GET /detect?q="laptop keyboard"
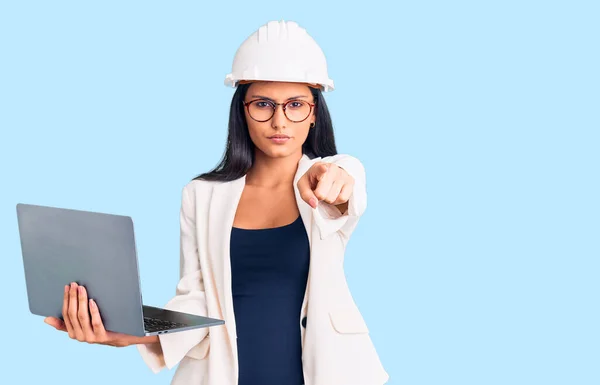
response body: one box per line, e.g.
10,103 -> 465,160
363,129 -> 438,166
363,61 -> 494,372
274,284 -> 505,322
144,317 -> 188,333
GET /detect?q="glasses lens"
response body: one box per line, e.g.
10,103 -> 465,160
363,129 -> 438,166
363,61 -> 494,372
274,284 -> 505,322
247,100 -> 312,122
248,100 -> 274,121
285,100 -> 311,122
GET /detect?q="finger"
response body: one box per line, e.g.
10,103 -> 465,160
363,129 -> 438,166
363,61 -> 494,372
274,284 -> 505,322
62,284 -> 74,338
77,286 -> 95,342
313,169 -> 335,202
312,162 -> 330,181
333,182 -> 353,205
297,175 -> 318,208
89,299 -> 107,341
68,283 -> 84,341
325,180 -> 345,204
44,316 -> 67,332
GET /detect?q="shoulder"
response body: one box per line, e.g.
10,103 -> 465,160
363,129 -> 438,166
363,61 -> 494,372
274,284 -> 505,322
309,153 -> 364,167
319,153 -> 361,162
180,176 -> 244,204
182,178 -> 217,196
300,153 -> 365,168
177,179 -> 218,220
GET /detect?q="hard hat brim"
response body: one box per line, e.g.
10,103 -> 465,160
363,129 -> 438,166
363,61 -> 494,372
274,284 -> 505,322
225,74 -> 334,92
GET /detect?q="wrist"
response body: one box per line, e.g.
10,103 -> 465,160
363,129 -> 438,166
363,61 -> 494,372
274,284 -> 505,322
134,335 -> 159,345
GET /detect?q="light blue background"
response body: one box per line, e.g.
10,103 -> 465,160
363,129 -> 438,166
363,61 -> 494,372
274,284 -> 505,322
1,1 -> 598,384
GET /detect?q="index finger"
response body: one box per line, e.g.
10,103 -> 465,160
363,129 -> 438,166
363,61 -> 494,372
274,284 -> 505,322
311,162 -> 330,181
313,168 -> 335,201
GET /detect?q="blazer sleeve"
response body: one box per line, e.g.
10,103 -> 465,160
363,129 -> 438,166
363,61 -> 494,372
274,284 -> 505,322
312,154 -> 367,241
136,183 -> 210,373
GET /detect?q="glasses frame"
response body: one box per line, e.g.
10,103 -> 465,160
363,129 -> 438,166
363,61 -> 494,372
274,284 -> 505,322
243,98 -> 316,123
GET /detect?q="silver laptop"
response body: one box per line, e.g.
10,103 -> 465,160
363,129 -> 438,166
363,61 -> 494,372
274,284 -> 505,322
16,203 -> 224,337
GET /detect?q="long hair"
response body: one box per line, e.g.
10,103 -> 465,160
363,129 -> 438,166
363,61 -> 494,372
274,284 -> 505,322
194,83 -> 338,182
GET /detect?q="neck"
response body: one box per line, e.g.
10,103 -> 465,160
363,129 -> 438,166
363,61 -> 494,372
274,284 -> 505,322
246,149 -> 303,188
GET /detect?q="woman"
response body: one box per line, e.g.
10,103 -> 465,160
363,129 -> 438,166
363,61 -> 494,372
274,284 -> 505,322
44,20 -> 389,385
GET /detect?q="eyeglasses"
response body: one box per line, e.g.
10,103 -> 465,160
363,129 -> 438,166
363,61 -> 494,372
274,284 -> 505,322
243,98 -> 315,123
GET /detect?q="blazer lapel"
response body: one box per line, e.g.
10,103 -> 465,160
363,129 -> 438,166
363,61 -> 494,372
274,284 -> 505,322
295,154 -> 317,249
294,154 -> 318,319
207,175 -> 246,348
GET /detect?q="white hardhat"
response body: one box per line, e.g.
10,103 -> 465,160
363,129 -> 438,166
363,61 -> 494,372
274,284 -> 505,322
224,20 -> 335,92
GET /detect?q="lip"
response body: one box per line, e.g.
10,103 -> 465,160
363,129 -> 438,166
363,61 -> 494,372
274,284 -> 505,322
268,135 -> 291,144
269,136 -> 290,144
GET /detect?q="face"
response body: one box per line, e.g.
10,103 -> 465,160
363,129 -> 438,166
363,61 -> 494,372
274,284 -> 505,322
243,81 -> 316,160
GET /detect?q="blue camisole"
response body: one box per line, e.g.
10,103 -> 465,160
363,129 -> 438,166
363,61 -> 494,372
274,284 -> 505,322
230,215 -> 310,385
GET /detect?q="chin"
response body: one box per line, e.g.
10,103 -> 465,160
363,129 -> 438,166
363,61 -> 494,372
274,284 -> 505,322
259,144 -> 299,159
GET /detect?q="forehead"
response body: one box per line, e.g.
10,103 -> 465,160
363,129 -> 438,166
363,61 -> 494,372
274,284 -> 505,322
246,81 -> 312,98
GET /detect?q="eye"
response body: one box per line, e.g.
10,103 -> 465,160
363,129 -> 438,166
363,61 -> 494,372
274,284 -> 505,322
288,101 -> 305,109
254,100 -> 274,109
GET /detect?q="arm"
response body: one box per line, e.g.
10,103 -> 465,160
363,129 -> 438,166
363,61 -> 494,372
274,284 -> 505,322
136,183 -> 209,373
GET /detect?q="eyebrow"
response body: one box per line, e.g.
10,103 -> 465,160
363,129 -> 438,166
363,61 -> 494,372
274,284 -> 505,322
250,95 -> 310,101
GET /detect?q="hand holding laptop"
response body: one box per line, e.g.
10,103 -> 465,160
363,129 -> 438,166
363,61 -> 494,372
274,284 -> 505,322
43,282 -> 159,347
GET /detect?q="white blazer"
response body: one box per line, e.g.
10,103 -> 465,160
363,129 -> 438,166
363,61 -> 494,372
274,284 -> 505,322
136,153 -> 390,385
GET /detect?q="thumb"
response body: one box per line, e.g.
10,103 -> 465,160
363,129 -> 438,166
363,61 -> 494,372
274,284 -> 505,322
45,317 -> 67,331
306,191 -> 319,209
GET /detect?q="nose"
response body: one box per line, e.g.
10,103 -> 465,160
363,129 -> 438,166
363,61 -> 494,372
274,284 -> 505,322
271,104 -> 287,129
